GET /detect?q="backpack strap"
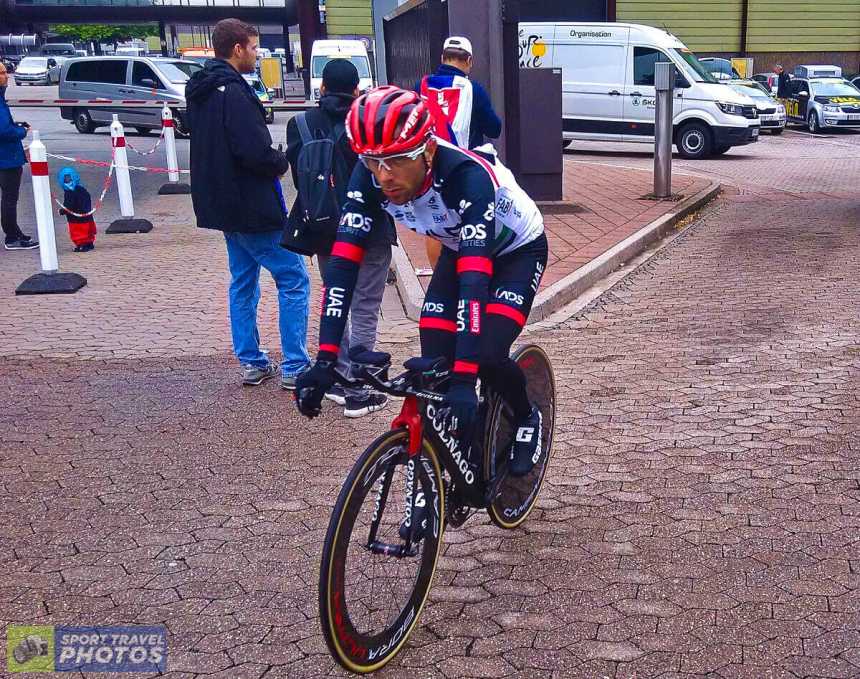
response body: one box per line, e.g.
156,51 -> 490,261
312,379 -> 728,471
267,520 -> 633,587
296,112 -> 313,144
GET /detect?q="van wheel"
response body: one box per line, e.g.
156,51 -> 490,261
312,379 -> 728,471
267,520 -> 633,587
676,123 -> 713,160
770,128 -> 784,136
73,109 -> 95,134
807,111 -> 820,134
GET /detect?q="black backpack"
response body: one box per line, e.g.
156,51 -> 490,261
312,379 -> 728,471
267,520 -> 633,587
295,111 -> 350,229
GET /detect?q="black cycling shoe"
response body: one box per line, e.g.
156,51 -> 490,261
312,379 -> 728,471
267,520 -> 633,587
398,490 -> 427,542
508,406 -> 543,477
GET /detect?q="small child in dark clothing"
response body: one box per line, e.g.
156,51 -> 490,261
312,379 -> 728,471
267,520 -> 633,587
57,167 -> 97,252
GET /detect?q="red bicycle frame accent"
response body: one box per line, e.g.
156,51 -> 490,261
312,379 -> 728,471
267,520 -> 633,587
391,395 -> 423,457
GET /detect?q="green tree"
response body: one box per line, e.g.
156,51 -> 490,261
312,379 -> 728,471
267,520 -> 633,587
51,24 -> 158,54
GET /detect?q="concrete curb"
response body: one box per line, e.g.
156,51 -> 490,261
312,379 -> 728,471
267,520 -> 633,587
391,180 -> 721,323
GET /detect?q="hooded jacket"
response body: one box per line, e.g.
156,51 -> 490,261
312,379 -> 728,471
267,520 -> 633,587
185,59 -> 289,233
0,86 -> 27,170
57,167 -> 93,224
280,92 -> 396,256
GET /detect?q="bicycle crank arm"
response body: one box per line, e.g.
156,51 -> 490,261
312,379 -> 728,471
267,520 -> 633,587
366,540 -> 419,558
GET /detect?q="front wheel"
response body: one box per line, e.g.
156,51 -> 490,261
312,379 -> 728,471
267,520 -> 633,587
807,111 -> 820,134
484,344 -> 556,529
676,122 -> 713,160
319,429 -> 445,674
770,128 -> 784,136
73,109 -> 95,134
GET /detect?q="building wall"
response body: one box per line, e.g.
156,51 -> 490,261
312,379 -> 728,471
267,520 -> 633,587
326,0 -> 373,36
616,0 -> 744,52
617,0 -> 860,71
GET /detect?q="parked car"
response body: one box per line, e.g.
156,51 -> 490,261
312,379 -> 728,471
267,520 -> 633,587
728,80 -> 786,134
243,73 -> 275,124
782,65 -> 860,133
518,22 -> 760,159
59,56 -> 202,136
39,43 -> 76,59
698,57 -> 741,81
14,56 -> 60,85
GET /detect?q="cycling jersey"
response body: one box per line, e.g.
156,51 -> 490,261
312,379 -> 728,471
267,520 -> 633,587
318,139 -> 545,383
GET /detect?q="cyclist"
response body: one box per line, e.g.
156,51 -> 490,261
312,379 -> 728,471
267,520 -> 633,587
295,86 -> 548,477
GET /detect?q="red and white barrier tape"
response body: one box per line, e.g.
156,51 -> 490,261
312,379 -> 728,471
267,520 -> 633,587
125,125 -> 166,156
43,152 -> 190,175
53,163 -> 115,218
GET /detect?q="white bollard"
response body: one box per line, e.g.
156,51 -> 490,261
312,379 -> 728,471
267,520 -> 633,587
158,105 -> 191,195
111,114 -> 134,217
28,132 -> 58,272
107,114 -> 153,233
14,131 -> 87,295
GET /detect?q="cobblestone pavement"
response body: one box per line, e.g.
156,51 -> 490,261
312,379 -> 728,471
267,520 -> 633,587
2,111 -> 859,678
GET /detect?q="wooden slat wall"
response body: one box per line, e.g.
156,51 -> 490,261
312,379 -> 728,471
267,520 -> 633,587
326,0 -> 373,36
616,0 -> 744,52
618,0 -> 860,53
747,0 -> 860,52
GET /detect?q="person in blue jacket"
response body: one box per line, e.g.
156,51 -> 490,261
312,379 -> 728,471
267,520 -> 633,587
57,167 -> 97,252
415,36 -> 502,150
0,62 -> 38,250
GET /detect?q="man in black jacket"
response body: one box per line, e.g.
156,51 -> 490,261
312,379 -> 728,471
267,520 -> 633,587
282,60 -> 394,418
186,19 -> 310,389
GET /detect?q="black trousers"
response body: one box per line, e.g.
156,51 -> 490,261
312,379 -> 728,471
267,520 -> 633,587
0,166 -> 23,242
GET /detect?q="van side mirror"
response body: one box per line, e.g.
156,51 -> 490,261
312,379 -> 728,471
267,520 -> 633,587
140,78 -> 157,88
799,90 -> 809,97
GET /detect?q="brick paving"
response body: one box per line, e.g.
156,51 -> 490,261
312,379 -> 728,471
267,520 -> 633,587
397,164 -> 710,290
1,123 -> 859,678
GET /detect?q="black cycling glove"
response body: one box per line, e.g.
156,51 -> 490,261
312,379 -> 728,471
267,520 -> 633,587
439,380 -> 478,438
295,360 -> 336,418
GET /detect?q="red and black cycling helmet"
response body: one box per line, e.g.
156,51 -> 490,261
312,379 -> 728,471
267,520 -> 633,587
347,86 -> 435,157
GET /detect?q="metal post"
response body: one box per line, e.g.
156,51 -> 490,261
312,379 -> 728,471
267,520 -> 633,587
653,62 -> 675,199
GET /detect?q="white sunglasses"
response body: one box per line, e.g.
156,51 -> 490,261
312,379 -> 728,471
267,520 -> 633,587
360,142 -> 428,172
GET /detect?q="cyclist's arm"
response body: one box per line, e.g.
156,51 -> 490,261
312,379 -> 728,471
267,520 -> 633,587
317,164 -> 379,361
440,162 -> 498,384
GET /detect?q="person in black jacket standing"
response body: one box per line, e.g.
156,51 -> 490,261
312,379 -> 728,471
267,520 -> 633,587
186,19 -> 310,389
282,60 -> 395,418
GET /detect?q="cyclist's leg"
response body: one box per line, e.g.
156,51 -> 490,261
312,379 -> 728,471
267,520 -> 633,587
419,246 -> 458,363
480,234 -> 548,475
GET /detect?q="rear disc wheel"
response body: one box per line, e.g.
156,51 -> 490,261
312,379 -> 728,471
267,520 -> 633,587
484,344 -> 556,529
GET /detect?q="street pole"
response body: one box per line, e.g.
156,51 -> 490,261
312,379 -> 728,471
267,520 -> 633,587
654,62 -> 675,199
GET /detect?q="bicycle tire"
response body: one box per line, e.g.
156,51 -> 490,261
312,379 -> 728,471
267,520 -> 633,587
484,344 -> 556,529
319,429 -> 445,673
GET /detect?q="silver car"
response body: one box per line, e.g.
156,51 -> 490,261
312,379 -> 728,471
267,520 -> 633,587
729,80 -> 786,134
58,56 -> 202,136
14,56 -> 60,85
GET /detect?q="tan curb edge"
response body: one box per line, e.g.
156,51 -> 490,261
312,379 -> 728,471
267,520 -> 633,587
392,180 -> 721,323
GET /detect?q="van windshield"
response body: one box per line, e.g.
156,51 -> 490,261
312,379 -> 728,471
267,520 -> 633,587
672,49 -> 718,83
159,61 -> 202,82
311,55 -> 371,79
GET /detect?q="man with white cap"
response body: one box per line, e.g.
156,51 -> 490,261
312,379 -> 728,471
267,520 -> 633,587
416,36 -> 502,151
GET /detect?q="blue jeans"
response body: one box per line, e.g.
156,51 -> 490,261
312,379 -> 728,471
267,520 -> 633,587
224,231 -> 310,377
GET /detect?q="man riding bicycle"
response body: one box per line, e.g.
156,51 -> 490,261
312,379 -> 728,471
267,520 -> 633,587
295,86 -> 548,477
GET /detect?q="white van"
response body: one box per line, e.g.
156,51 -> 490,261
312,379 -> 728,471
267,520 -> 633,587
519,22 -> 761,158
309,39 -> 374,101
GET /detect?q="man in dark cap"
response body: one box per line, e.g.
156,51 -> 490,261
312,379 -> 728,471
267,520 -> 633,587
282,59 -> 395,418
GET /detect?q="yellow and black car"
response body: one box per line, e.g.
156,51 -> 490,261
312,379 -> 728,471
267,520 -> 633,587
783,70 -> 860,134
